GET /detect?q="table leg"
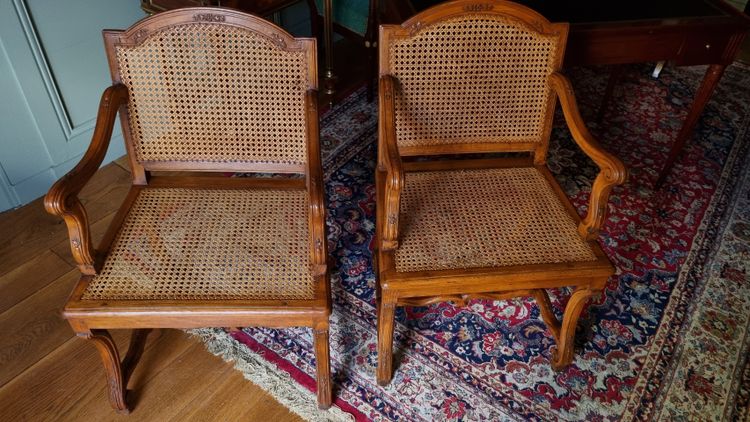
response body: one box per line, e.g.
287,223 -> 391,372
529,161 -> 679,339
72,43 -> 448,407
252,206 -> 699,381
323,0 -> 337,99
596,65 -> 624,122
655,64 -> 726,188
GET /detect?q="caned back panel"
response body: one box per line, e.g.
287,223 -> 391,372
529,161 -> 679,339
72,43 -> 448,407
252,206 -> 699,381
381,1 -> 567,151
107,9 -> 315,172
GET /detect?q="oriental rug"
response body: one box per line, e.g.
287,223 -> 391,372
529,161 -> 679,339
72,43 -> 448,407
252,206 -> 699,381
193,62 -> 750,421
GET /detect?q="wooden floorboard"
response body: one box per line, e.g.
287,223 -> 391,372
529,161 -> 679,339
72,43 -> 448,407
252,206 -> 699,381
0,160 -> 306,421
0,250 -> 72,314
0,163 -> 130,276
0,269 -> 78,386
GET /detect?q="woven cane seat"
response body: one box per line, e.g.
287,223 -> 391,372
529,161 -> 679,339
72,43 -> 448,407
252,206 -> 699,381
394,167 -> 596,273
82,187 -> 315,301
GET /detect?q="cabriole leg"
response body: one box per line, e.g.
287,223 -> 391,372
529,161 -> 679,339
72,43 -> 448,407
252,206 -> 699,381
550,287 -> 597,371
79,328 -> 151,414
81,329 -> 128,413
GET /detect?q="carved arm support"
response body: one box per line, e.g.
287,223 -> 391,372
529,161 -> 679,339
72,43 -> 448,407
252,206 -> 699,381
305,90 -> 328,277
549,72 -> 627,240
44,84 -> 129,275
378,75 -> 404,250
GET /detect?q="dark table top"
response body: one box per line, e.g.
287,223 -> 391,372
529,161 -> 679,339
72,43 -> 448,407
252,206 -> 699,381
410,0 -> 730,24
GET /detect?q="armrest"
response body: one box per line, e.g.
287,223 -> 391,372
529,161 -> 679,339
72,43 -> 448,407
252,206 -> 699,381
305,89 -> 328,277
549,72 -> 627,240
44,84 -> 129,275
378,75 -> 404,251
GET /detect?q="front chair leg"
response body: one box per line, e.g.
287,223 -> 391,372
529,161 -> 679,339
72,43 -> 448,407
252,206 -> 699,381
313,326 -> 332,409
376,293 -> 397,386
79,328 -> 151,414
550,287 -> 597,371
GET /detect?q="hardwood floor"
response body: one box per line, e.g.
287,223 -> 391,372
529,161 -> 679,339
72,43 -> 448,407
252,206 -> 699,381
0,158 -> 301,421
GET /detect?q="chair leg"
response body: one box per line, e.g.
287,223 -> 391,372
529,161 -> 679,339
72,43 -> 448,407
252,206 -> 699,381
313,326 -> 332,409
376,293 -> 397,386
532,289 -> 561,343
550,287 -> 597,371
79,328 -> 151,414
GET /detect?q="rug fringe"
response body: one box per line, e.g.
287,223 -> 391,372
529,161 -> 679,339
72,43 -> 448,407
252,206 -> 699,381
187,328 -> 354,422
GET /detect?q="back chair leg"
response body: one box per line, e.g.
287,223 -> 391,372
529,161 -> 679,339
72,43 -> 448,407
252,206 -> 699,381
533,289 -> 562,342
376,292 -> 397,386
79,328 -> 151,414
550,287 -> 597,371
313,325 -> 332,409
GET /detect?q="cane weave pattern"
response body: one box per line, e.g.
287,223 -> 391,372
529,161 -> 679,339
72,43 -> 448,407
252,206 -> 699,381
388,15 -> 560,149
82,188 -> 315,301
395,167 -> 596,272
116,23 -> 308,167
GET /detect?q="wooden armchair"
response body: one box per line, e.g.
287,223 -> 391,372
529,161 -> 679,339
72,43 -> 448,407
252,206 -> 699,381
44,8 -> 332,412
375,0 -> 627,385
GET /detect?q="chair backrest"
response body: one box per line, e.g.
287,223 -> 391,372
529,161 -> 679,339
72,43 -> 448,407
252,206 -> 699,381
379,0 -> 568,156
104,8 -> 317,174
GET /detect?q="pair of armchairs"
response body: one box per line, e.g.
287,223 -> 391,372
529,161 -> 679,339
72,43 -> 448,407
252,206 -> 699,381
46,0 -> 625,414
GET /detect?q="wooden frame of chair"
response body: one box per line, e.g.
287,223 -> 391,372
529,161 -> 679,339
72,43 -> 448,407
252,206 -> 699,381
375,0 -> 627,386
44,8 -> 332,412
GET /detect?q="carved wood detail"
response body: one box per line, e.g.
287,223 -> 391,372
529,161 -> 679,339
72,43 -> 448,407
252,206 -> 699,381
549,72 -> 628,240
44,84 -> 129,275
78,329 -> 151,414
377,75 -> 404,252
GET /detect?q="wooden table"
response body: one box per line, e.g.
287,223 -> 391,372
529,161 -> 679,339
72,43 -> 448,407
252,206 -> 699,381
407,0 -> 750,185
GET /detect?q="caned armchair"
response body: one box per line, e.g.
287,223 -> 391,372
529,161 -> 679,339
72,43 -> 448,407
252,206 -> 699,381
375,0 -> 627,385
44,8 -> 332,412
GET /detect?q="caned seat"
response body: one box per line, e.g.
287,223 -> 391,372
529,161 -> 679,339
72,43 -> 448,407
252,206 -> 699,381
395,168 -> 596,273
375,0 -> 627,386
44,8 -> 333,413
82,188 -> 314,301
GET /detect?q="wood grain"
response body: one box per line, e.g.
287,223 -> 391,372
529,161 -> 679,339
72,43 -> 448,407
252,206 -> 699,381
0,197 -> 68,277
44,85 -> 129,274
51,213 -> 116,268
168,364 -> 302,422
0,251 -> 72,314
0,321 -> 302,421
0,269 -> 79,386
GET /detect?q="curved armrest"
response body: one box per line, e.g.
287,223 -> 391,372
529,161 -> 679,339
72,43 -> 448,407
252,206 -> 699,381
305,90 -> 328,277
549,72 -> 627,240
44,84 -> 129,274
378,75 -> 404,251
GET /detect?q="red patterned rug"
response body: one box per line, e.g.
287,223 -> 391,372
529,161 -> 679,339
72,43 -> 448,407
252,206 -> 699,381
193,62 -> 750,421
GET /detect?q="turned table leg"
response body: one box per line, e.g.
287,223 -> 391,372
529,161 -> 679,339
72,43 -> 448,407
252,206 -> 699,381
322,0 -> 336,100
596,65 -> 625,123
655,63 -> 726,187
